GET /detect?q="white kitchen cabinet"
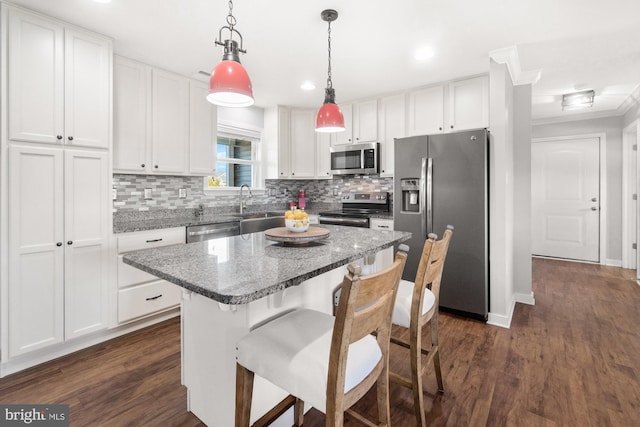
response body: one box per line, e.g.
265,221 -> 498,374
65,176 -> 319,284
152,69 -> 189,174
276,107 -> 331,180
7,7 -> 111,149
332,100 -> 378,146
113,56 -> 190,175
408,85 -> 445,136
370,218 -> 394,231
113,56 -> 149,173
332,103 -> 353,146
448,75 -> 489,131
8,146 -> 110,357
189,80 -> 217,175
379,94 -> 406,177
408,76 -> 489,136
116,227 -> 184,323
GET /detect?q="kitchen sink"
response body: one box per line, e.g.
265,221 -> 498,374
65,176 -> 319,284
239,212 -> 285,234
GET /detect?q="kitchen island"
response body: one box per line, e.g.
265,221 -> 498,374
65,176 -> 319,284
123,225 -> 410,426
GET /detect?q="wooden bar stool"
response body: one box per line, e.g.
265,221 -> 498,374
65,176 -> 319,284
390,226 -> 453,427
235,246 -> 408,427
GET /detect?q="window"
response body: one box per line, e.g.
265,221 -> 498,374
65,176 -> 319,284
206,122 -> 262,190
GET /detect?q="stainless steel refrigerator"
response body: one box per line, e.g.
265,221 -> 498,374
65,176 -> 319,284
394,128 -> 489,320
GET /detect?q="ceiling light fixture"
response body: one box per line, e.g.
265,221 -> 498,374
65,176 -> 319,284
301,81 -> 316,91
315,9 -> 345,133
414,46 -> 434,61
207,0 -> 254,107
561,90 -> 595,111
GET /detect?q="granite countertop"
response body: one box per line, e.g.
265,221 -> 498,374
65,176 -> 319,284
122,225 -> 410,305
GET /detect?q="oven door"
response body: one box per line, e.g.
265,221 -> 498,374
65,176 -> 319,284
318,214 -> 370,228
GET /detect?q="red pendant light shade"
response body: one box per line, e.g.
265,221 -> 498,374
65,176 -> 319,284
207,0 -> 254,107
316,99 -> 345,132
207,59 -> 254,107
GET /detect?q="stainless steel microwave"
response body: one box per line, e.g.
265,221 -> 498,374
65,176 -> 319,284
330,142 -> 380,175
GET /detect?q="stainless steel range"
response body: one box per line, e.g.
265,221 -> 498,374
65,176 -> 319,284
318,192 -> 390,228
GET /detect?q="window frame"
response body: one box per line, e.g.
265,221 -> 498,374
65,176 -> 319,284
204,120 -> 265,195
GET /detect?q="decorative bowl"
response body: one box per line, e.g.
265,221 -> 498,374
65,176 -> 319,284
285,218 -> 309,233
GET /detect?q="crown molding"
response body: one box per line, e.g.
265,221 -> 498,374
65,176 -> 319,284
617,83 -> 640,116
532,109 -> 623,126
489,46 -> 541,86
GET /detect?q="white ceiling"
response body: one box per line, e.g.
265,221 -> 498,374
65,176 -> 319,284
8,0 -> 640,122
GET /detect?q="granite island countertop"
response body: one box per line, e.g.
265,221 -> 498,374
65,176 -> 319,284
122,225 -> 410,305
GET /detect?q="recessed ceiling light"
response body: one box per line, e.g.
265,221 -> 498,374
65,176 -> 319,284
300,81 -> 316,91
414,46 -> 434,61
93,0 -> 112,4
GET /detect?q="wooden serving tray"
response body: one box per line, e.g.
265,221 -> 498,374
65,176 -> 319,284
264,226 -> 330,245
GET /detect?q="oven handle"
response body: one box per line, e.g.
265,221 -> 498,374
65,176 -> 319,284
318,216 -> 370,226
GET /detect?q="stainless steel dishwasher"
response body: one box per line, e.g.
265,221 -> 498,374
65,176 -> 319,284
186,222 -> 240,243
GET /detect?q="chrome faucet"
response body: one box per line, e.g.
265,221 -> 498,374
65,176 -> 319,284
239,184 -> 252,214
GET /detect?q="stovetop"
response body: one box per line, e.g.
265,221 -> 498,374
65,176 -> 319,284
319,192 -> 390,217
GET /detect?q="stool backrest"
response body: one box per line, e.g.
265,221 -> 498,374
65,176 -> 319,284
413,226 -> 453,318
327,248 -> 408,415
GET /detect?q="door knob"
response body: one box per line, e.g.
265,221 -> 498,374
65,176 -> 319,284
591,206 -> 598,211
591,197 -> 597,202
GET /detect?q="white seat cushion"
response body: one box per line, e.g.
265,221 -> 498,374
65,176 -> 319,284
236,308 -> 382,413
392,279 -> 436,328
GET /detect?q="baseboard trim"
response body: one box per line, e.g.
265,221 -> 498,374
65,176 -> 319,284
514,292 -> 535,305
606,258 -> 622,267
487,297 -> 515,329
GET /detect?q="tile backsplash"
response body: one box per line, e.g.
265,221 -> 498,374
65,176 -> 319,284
112,174 -> 393,213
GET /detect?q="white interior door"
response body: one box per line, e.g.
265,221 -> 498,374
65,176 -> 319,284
532,137 -> 600,262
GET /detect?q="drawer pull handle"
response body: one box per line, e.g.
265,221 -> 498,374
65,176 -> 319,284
146,294 -> 163,301
145,238 -> 163,243
379,225 -> 390,229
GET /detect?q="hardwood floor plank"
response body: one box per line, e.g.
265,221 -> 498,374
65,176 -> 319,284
1,258 -> 638,426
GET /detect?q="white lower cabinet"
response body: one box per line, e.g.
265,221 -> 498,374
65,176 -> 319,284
8,145 -> 110,358
116,227 -> 184,324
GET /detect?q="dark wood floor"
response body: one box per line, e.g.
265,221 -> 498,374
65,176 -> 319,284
1,258 -> 638,426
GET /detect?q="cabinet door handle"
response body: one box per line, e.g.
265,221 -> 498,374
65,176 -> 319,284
145,238 -> 163,243
56,135 -> 63,140
439,127 -> 442,131
154,165 -> 159,169
145,294 -> 163,301
141,163 -> 145,168
450,125 -> 454,129
67,241 -> 73,245
56,242 -> 62,247
68,136 -> 74,141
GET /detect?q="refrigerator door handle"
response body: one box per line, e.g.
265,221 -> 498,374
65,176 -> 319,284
421,157 -> 432,237
426,157 -> 433,235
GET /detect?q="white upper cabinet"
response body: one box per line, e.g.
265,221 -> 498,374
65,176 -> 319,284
7,7 -> 111,148
275,107 -> 331,180
189,81 -> 217,175
448,75 -> 489,131
113,56 -> 193,175
332,103 -> 353,146
408,76 -> 489,136
352,99 -> 378,143
113,56 -> 149,172
332,100 -> 378,146
290,109 -> 316,179
152,69 -> 188,174
379,94 -> 406,177
408,85 -> 444,136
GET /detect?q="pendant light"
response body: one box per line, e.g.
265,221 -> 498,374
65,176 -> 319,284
207,0 -> 254,107
315,9 -> 345,132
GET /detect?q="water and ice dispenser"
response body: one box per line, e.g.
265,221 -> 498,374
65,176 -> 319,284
400,179 -> 420,213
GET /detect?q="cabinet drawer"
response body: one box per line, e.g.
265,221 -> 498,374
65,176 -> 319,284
117,227 -> 185,253
118,280 -> 181,323
370,218 -> 394,231
118,255 -> 159,288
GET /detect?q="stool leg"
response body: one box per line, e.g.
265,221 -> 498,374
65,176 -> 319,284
376,370 -> 391,426
294,398 -> 305,426
431,314 -> 444,393
410,324 -> 427,427
235,363 -> 254,427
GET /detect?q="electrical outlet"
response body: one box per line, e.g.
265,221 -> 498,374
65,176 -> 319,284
333,188 -> 339,196
179,188 -> 187,198
112,188 -> 117,200
144,188 -> 152,200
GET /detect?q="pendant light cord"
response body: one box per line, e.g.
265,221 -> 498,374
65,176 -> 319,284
326,19 -> 333,89
226,0 -> 236,41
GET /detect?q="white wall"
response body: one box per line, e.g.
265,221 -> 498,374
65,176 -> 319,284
513,84 -> 533,299
532,116 -> 624,263
488,59 -> 516,327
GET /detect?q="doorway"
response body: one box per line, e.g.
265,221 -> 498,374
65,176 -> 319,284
531,135 -> 605,263
622,121 -> 638,273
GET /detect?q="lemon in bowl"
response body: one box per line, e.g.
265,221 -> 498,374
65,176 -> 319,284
284,210 -> 309,233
